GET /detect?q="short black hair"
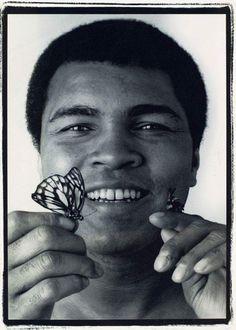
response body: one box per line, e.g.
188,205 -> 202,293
26,19 -> 207,151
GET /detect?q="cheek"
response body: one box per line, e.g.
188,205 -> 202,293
40,143 -> 82,177
147,141 -> 194,188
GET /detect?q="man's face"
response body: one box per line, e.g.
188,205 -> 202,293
40,62 -> 198,255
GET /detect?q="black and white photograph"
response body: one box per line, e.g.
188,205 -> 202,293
2,1 -> 232,326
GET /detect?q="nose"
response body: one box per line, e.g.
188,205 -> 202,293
87,134 -> 144,170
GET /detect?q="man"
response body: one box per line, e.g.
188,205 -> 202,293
8,19 -> 226,320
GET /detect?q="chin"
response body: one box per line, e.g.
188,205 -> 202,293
78,219 -> 161,256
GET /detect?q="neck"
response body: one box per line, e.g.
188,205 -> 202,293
61,241 -> 171,319
88,240 -> 162,287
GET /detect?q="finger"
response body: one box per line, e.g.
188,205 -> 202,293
171,231 -> 226,283
9,251 -> 103,295
10,275 -> 89,319
8,225 -> 86,269
181,272 -> 207,307
194,243 -> 226,274
182,269 -> 226,318
154,220 -> 212,273
160,228 -> 177,243
149,211 -> 206,232
8,211 -> 76,243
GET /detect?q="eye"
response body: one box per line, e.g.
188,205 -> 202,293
68,125 -> 90,132
60,124 -> 93,133
133,122 -> 174,132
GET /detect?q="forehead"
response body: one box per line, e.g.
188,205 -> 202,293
45,61 -> 185,118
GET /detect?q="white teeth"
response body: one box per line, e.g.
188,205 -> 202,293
94,191 -> 100,200
130,189 -> 136,199
124,189 -> 130,199
106,189 -> 115,200
87,188 -> 143,202
100,189 -> 106,199
115,189 -> 124,200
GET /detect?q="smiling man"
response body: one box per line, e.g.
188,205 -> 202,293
8,19 -> 226,320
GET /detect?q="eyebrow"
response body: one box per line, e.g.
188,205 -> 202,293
49,106 -> 99,122
49,103 -> 181,123
128,104 -> 181,120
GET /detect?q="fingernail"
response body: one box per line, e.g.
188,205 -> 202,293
154,255 -> 170,272
172,264 -> 187,283
58,216 -> 75,231
72,221 -> 79,233
149,212 -> 165,223
94,262 -> 104,277
194,259 -> 208,273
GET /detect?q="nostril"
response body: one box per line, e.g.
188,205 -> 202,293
124,159 -> 142,168
91,152 -> 144,170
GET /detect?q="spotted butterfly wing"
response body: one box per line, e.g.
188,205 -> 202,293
31,167 -> 85,221
65,167 -> 85,218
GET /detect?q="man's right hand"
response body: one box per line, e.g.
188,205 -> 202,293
8,211 -> 103,320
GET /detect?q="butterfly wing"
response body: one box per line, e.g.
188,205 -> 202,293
32,168 -> 86,221
166,188 -> 184,212
32,174 -> 73,217
65,167 -> 85,215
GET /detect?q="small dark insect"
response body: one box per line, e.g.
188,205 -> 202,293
167,188 -> 184,212
32,167 -> 85,222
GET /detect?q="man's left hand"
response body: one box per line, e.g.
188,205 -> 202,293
149,211 -> 226,318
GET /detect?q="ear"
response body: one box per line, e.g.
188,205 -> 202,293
189,148 -> 200,187
37,154 -> 43,181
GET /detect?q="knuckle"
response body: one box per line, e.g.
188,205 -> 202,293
179,250 -> 198,266
209,230 -> 226,241
38,251 -> 63,271
211,248 -> 220,256
210,246 -> 224,258
45,213 -> 60,226
8,211 -> 22,234
160,242 -> 180,260
19,259 -> 36,276
28,292 -> 43,305
8,240 -> 22,267
39,278 -> 59,302
36,225 -> 54,244
9,238 -> 21,252
162,240 -> 178,254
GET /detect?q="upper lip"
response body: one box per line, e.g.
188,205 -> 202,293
85,181 -> 149,194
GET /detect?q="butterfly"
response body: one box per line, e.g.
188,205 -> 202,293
166,188 -> 184,212
32,167 -> 85,221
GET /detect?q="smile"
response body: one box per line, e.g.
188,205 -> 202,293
86,188 -> 146,202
